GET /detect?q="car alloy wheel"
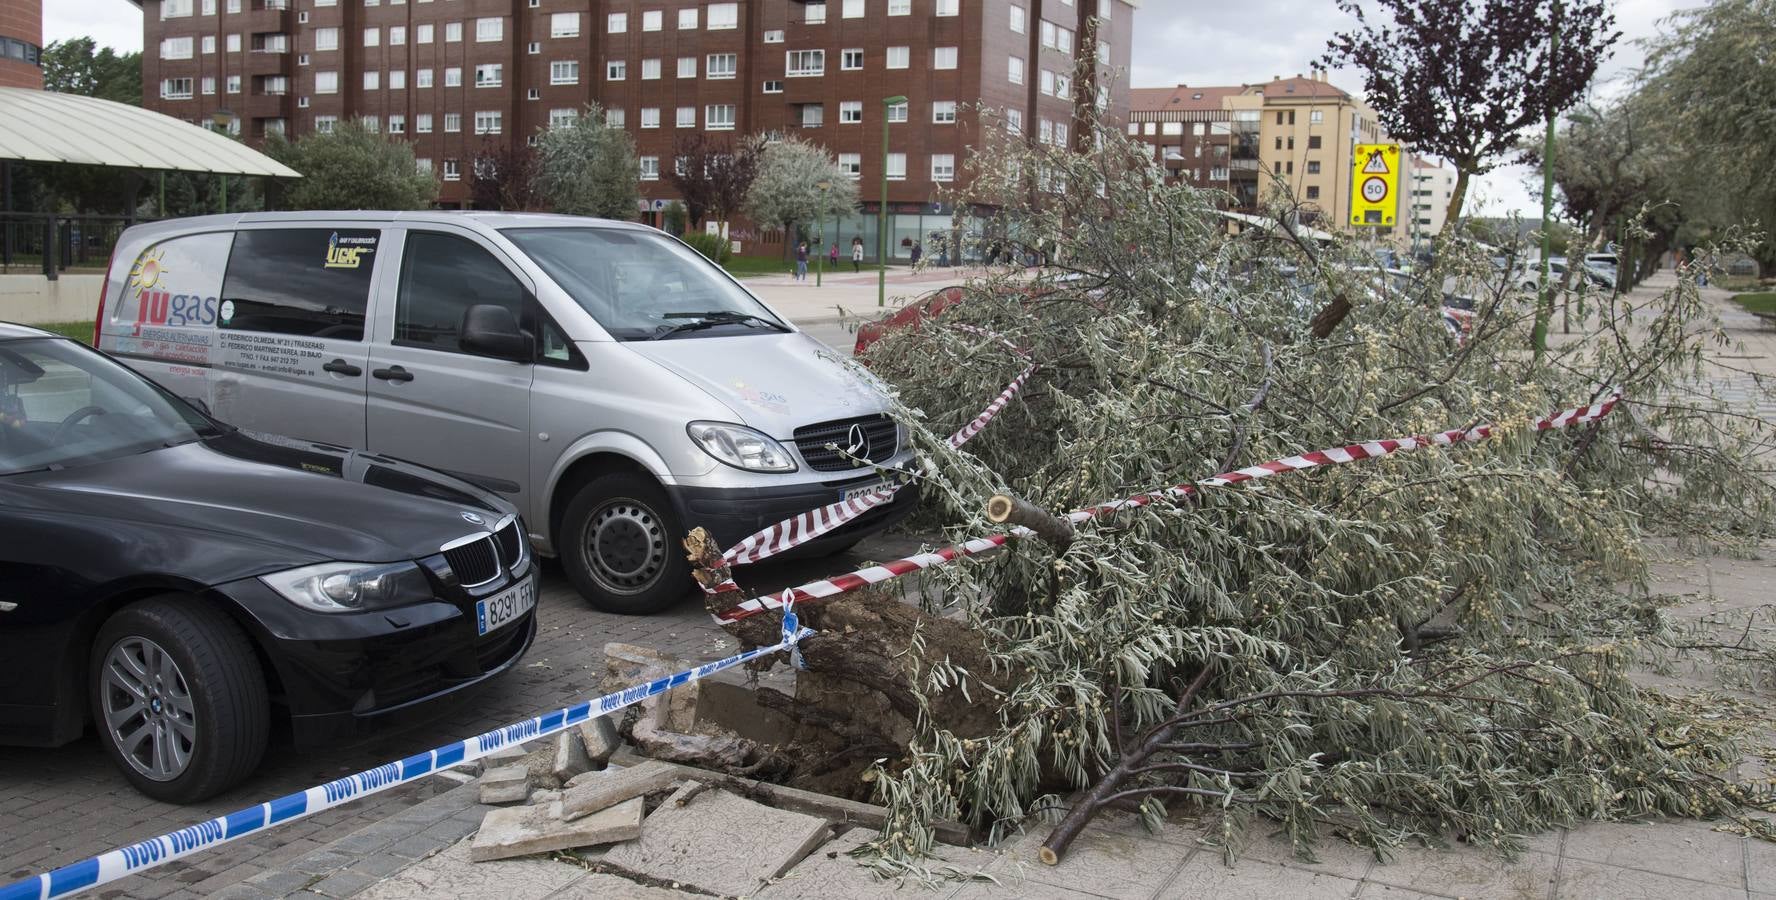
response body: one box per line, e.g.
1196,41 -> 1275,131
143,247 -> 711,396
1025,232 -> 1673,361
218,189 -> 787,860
584,499 -> 668,595
100,636 -> 197,782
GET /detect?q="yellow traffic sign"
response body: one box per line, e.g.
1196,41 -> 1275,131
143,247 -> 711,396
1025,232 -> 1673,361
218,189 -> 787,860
1351,143 -> 1400,227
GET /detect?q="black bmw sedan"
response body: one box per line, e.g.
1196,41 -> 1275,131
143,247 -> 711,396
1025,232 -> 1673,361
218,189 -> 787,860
0,324 -> 536,802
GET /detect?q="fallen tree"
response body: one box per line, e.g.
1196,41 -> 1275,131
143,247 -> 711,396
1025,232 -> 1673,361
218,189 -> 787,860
677,104 -> 1776,869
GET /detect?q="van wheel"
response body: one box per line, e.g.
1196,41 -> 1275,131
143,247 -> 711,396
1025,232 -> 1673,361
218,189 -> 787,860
561,472 -> 690,614
90,598 -> 268,803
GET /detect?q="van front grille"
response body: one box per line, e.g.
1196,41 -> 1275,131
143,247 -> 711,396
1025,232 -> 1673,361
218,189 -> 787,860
443,535 -> 500,587
792,414 -> 899,472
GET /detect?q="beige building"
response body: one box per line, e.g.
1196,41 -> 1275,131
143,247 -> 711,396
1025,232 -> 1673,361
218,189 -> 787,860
1405,154 -> 1457,246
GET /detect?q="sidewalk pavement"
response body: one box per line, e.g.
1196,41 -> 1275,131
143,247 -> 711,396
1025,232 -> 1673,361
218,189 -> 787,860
742,265 -> 1008,324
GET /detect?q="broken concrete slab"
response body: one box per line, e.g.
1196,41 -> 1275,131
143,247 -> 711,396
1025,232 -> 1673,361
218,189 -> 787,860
355,837 -> 585,900
559,759 -> 682,822
479,764 -> 532,805
757,827 -> 1000,899
577,714 -> 620,767
469,798 -> 645,863
600,786 -> 831,897
518,743 -> 565,789
603,642 -> 697,731
564,764 -> 617,791
552,729 -> 593,783
545,872 -> 693,899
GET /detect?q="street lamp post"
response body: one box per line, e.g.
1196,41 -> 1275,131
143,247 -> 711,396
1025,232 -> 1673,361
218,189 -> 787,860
879,95 -> 907,308
816,179 -> 830,287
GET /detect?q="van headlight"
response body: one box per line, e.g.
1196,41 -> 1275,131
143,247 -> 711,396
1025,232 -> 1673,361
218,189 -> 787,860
687,421 -> 799,472
260,561 -> 434,613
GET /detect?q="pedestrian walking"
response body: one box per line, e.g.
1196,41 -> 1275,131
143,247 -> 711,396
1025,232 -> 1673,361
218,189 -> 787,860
910,242 -> 923,266
851,238 -> 864,272
795,242 -> 809,281
828,243 -> 840,270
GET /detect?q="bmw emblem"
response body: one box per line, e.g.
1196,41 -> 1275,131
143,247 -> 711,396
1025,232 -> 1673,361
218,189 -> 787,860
461,511 -> 487,526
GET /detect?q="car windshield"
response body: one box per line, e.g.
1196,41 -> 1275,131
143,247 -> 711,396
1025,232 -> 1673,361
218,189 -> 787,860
502,227 -> 787,341
0,337 -> 220,476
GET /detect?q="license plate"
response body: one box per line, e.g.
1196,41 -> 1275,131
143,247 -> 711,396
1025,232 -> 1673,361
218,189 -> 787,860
475,579 -> 534,636
841,480 -> 892,503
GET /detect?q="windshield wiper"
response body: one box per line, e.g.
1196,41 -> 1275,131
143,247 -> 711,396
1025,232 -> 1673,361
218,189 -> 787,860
650,311 -> 790,340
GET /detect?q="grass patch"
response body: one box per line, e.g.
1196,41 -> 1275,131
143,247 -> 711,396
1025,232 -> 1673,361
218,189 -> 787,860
1730,293 -> 1776,316
31,321 -> 95,344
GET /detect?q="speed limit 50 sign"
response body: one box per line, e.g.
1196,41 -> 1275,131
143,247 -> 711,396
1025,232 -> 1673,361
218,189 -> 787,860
1351,143 -> 1400,227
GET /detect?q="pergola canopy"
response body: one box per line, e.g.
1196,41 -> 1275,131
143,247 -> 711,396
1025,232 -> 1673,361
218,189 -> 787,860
0,87 -> 300,178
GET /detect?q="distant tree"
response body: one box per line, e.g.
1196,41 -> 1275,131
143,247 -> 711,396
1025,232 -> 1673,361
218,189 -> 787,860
40,37 -> 142,105
665,133 -> 761,228
263,121 -> 438,210
743,138 -> 858,259
1323,0 -> 1618,231
470,139 -> 542,211
535,104 -> 640,219
663,200 -> 688,236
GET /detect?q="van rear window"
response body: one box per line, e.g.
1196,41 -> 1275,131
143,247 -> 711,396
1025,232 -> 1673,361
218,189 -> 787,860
219,229 -> 380,340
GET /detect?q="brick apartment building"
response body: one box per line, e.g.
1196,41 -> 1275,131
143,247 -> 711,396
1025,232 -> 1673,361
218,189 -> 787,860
1128,73 -> 1405,237
138,0 -> 1136,260
0,0 -> 42,89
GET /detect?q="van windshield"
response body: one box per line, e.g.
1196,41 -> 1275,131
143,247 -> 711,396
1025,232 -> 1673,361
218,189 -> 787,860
502,227 -> 787,341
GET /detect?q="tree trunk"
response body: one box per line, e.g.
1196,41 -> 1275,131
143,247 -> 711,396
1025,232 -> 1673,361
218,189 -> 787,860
1440,166 -> 1473,236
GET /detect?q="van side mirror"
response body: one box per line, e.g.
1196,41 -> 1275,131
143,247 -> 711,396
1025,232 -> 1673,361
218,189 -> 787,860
460,305 -> 530,361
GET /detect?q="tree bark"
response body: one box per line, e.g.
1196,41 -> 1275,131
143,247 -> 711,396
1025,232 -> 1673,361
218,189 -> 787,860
986,493 -> 1075,549
1440,166 -> 1473,235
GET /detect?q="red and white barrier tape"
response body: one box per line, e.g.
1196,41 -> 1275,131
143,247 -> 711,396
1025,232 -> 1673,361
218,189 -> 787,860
711,393 -> 1621,624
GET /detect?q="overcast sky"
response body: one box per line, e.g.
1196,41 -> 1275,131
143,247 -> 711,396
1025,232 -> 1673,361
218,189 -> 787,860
50,0 -> 1683,216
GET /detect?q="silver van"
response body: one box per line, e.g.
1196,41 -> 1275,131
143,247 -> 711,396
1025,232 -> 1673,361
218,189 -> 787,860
96,212 -> 917,613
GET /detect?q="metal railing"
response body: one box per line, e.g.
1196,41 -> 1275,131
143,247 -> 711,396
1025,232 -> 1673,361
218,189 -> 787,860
0,214 -> 156,280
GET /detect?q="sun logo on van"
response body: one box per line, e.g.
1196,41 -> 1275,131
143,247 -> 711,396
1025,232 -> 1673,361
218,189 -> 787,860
128,249 -> 168,296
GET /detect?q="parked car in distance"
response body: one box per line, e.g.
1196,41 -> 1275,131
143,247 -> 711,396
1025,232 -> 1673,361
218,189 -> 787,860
0,325 -> 537,801
97,213 -> 918,615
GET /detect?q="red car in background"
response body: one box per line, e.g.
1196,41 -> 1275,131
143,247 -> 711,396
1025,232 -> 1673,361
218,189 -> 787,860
854,286 -> 967,357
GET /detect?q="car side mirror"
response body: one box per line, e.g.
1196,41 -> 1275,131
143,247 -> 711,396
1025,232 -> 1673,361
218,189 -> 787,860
460,305 -> 530,361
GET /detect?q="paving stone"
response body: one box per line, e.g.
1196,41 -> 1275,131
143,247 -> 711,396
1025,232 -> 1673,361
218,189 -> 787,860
758,827 -> 999,900
343,853 -> 416,879
1156,853 -> 1358,899
469,799 -> 645,863
1749,836 -> 1776,892
244,868 -> 319,894
1554,858 -> 1745,900
986,826 -> 1192,900
559,760 -> 681,821
577,715 -> 621,768
601,785 -> 831,897
1559,820 -> 1745,888
355,838 -> 585,900
551,730 -> 593,783
1234,827 -> 1377,880
287,851 -> 357,877
1363,846 -> 1556,899
308,869 -> 379,898
201,885 -> 274,900
479,765 -> 533,805
544,872 -> 694,899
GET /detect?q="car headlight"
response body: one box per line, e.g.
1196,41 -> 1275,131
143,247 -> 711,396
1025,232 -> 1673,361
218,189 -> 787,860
259,561 -> 434,613
686,421 -> 798,472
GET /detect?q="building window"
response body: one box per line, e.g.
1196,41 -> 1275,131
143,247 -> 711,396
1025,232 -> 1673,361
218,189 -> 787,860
363,70 -> 380,90
885,152 -> 905,180
643,10 -> 662,30
549,108 -> 576,129
935,0 -> 958,15
1005,108 -> 1022,133
1010,4 -> 1026,32
1041,20 -> 1056,49
389,70 -> 405,89
475,64 -> 501,87
607,12 -> 627,33
445,22 -> 462,42
444,159 -> 460,181
931,154 -> 955,181
705,104 -> 736,130
932,100 -> 956,124
361,115 -> 379,133
202,76 -> 216,94
416,158 -> 431,174
364,27 -> 380,47
1161,122 -> 1182,136
527,88 -> 539,100
786,50 -> 824,77
227,33 -> 241,52
841,48 -> 863,70
475,17 -> 502,42
1097,40 -> 1110,64
1308,135 -> 1322,149
707,3 -> 738,29
315,70 -> 338,93
444,66 -> 462,86
1307,161 -> 1321,174
1306,185 -> 1320,199
886,100 -> 907,122
444,112 -> 461,132
607,60 -> 626,80
708,53 -> 738,78
390,26 -> 406,45
677,56 -> 696,78
416,113 -> 433,132
933,47 -> 957,69
805,3 -> 826,24
838,153 -> 860,177
552,13 -> 580,37
1039,118 -> 1053,143
1040,69 -> 1054,96
886,46 -> 909,69
642,58 -> 661,79
417,24 -> 432,42
203,34 -> 216,53
801,104 -> 823,127
839,101 -> 862,123
641,107 -> 660,128
388,114 -> 406,134
416,68 -> 433,87
640,156 -> 660,180
763,80 -> 783,93
1008,55 -> 1024,84
888,0 -> 910,14
764,29 -> 784,43
843,0 -> 864,17
678,8 -> 698,29
162,0 -> 193,15
314,115 -> 337,133
551,61 -> 579,84
606,108 -> 625,127
474,111 -> 502,134
161,36 -> 193,59
1054,122 -> 1068,145
160,77 -> 193,100
676,106 -> 696,127
528,41 -> 540,54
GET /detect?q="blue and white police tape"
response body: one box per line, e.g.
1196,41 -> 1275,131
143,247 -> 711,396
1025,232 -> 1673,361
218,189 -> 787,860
0,612 -> 814,900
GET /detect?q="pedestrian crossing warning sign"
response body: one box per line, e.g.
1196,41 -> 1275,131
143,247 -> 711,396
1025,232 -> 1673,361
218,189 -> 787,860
1351,143 -> 1400,227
